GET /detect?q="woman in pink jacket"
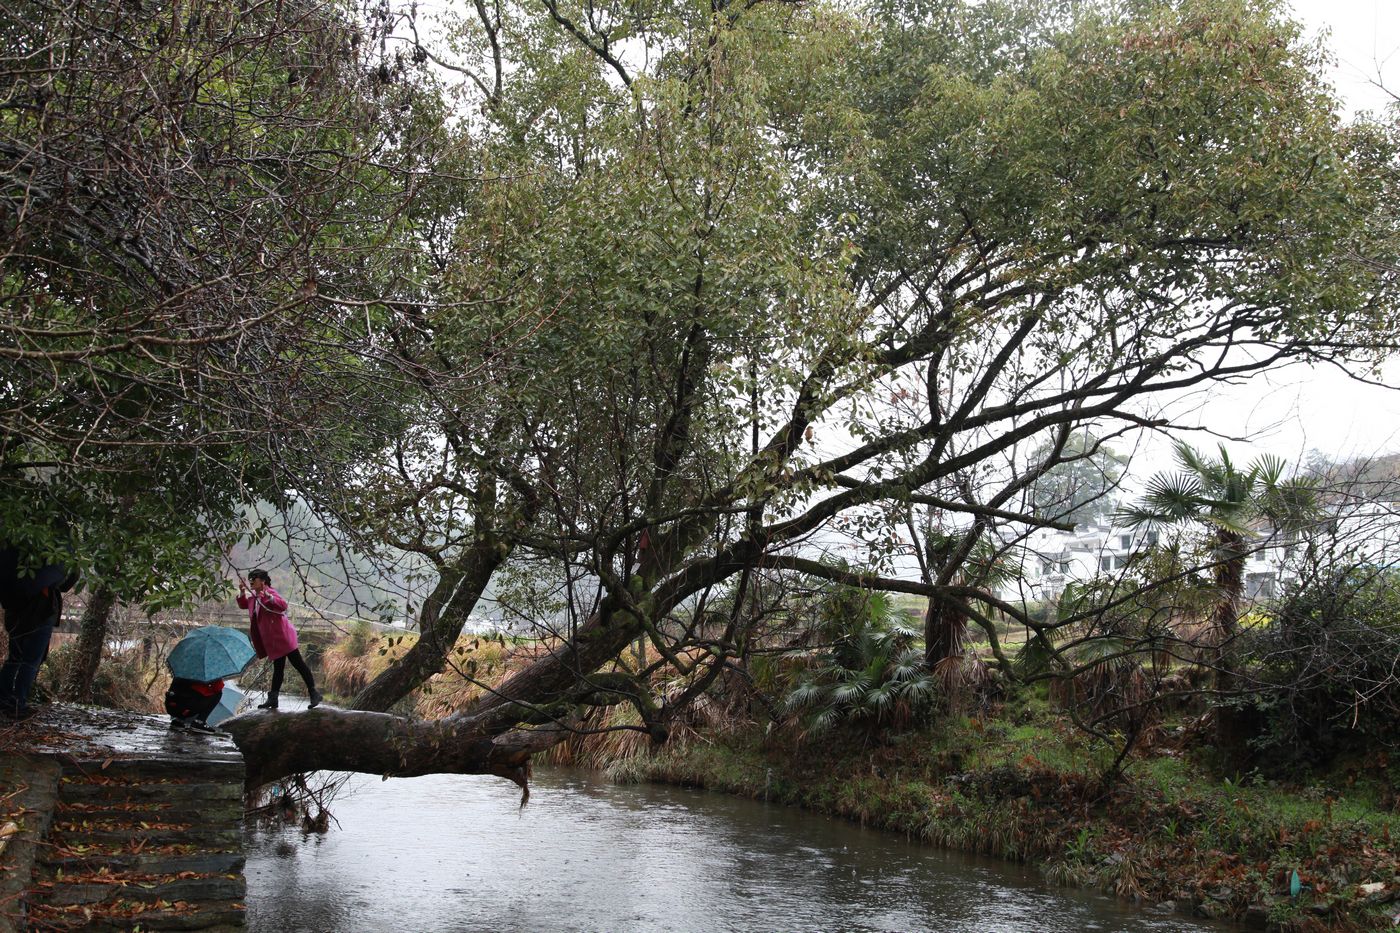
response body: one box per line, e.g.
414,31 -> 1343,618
237,569 -> 322,710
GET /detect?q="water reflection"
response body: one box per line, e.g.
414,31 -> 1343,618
245,769 -> 1235,933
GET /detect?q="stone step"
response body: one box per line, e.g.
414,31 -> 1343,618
10,705 -> 249,931
61,755 -> 245,785
60,779 -> 243,804
27,898 -> 246,931
41,839 -> 242,863
31,874 -> 245,908
39,852 -> 246,876
55,801 -> 243,824
47,824 -> 242,849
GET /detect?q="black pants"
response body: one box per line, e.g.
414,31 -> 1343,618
0,607 -> 56,716
270,649 -> 316,698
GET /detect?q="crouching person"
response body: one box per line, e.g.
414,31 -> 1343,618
165,677 -> 224,735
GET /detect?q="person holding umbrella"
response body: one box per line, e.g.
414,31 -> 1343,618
237,569 -> 321,710
165,677 -> 226,734
165,626 -> 257,734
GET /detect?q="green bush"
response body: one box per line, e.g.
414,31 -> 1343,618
1242,565 -> 1400,772
343,619 -> 374,658
783,590 -> 939,739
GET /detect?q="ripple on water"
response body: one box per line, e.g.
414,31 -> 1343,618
244,769 -> 1239,933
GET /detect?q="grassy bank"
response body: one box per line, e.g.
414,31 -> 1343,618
614,700 -> 1398,932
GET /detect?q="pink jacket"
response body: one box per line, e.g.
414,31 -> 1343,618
237,587 -> 299,660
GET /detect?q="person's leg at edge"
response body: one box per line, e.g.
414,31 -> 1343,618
0,615 -> 56,718
259,657 -> 286,709
285,649 -> 322,707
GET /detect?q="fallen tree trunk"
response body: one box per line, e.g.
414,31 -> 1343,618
227,558 -> 712,791
225,598 -> 652,790
221,707 -> 573,794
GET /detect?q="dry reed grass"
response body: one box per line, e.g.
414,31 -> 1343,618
320,649 -> 371,696
41,642 -> 164,713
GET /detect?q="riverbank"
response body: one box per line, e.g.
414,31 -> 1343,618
612,703 -> 1399,932
318,632 -> 1399,930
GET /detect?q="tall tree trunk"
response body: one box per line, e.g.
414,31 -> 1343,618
350,538 -> 510,712
923,593 -> 967,669
1211,529 -> 1248,758
64,583 -> 118,702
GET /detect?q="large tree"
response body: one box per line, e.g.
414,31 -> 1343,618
228,0 -> 1400,788
0,0 -> 456,641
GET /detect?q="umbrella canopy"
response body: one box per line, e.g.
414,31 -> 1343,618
167,626 -> 256,681
205,684 -> 246,727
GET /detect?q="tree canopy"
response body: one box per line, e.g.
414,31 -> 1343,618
5,0 -> 1399,786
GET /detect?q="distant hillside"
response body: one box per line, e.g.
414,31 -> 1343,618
222,501 -> 434,624
1307,451 -> 1400,503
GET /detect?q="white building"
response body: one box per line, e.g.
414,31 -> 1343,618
996,522 -> 1290,603
998,523 -> 1161,602
996,496 -> 1400,605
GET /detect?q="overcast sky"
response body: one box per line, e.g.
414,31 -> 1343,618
1290,0 -> 1399,117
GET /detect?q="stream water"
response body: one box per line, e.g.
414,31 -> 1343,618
243,766 -> 1237,932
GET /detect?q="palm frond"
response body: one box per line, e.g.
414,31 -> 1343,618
866,682 -> 898,713
1014,632 -> 1059,675
1198,509 -> 1254,536
1114,504 -> 1166,528
1174,441 -> 1215,478
810,707 -> 842,735
1067,634 -> 1135,668
831,678 -> 871,705
1249,453 -> 1287,487
1137,472 -> 1206,520
784,681 -> 826,713
1260,479 -> 1320,531
901,675 -> 939,703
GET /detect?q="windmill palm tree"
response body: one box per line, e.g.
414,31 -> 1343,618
913,530 -> 1016,714
1118,442 -> 1318,754
784,591 -> 939,740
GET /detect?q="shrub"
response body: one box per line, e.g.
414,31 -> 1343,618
40,641 -> 161,712
1242,565 -> 1400,772
343,619 -> 374,658
783,591 -> 940,740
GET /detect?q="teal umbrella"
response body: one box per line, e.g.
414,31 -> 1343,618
205,684 -> 246,727
167,626 -> 256,682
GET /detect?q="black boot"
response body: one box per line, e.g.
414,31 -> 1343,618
257,696 -> 278,710
308,689 -> 323,709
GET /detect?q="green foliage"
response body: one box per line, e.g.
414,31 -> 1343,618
1,0 -> 447,611
1244,566 -> 1400,772
10,0 -> 1400,730
783,588 -> 939,738
343,620 -> 376,659
1119,442 -> 1318,540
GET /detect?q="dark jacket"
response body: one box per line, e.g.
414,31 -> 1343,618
165,677 -> 224,721
0,546 -> 79,632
